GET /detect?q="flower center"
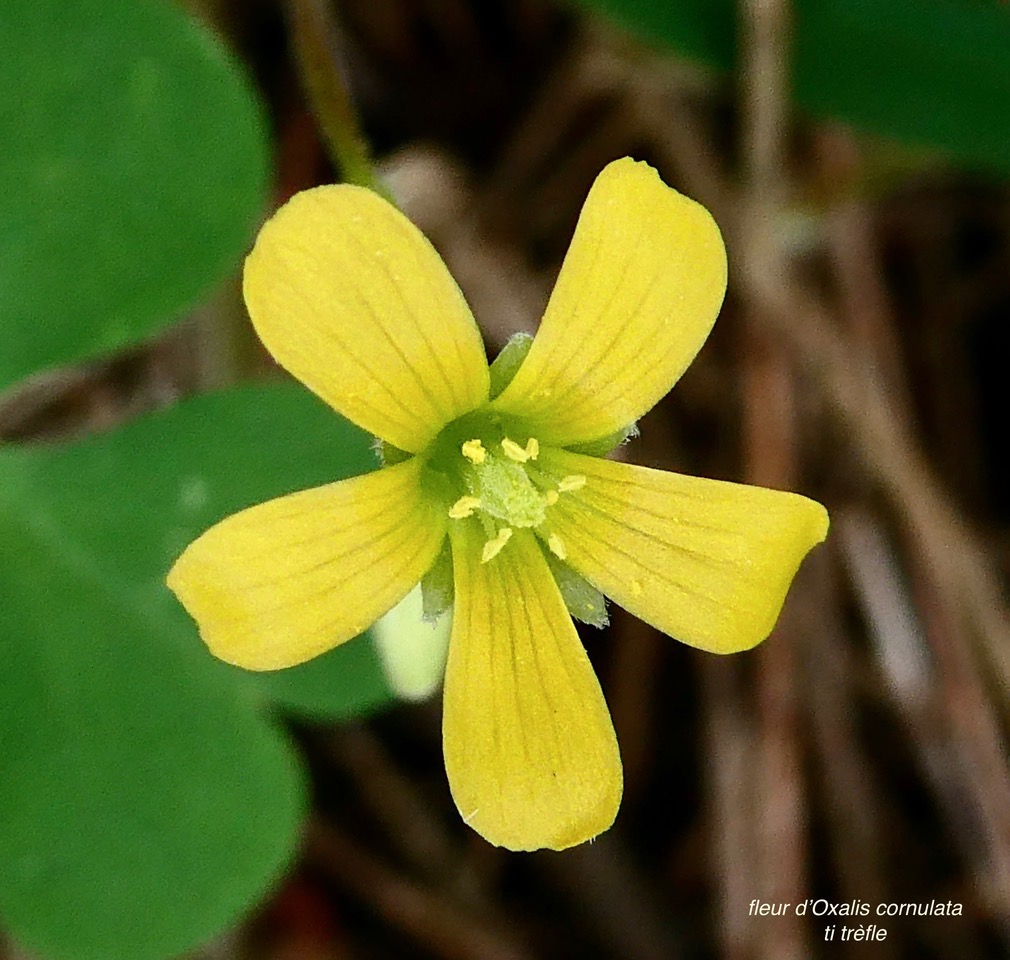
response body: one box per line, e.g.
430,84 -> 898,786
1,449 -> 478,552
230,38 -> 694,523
424,412 -> 584,564
455,435 -> 546,529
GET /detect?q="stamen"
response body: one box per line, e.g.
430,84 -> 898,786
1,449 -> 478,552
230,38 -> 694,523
548,533 -> 567,560
481,527 -> 513,563
448,495 -> 481,519
461,439 -> 486,464
501,438 -> 529,463
525,437 -> 540,461
545,489 -> 559,506
558,474 -> 587,492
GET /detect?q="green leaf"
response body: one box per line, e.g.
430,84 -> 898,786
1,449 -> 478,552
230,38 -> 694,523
257,638 -> 393,721
573,0 -> 735,67
0,0 -> 268,392
573,0 -> 1010,176
0,513 -> 305,960
0,385 -> 394,960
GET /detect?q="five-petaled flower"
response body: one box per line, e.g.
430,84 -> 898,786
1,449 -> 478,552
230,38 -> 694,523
167,158 -> 828,851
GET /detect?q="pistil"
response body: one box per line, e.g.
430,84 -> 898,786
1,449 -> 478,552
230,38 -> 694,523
439,429 -> 587,565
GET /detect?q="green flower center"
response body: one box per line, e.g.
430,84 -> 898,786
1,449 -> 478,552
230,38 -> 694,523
421,409 -> 583,564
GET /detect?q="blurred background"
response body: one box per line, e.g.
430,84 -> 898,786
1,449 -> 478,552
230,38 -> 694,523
3,1 -> 1010,959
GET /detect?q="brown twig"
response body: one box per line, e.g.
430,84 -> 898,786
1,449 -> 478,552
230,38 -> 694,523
699,656 -> 757,960
799,550 -> 897,960
320,724 -> 461,889
738,3 -> 811,959
307,820 -> 531,960
818,131 -> 1010,936
907,545 -> 1010,931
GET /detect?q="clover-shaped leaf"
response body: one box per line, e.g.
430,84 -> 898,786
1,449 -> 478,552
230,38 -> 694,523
0,0 -> 267,391
0,385 -> 393,960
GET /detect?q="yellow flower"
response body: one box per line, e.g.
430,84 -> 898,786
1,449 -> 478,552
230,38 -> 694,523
167,158 -> 828,852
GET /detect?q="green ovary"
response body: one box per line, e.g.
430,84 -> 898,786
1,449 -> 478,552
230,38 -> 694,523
466,451 -> 546,528
419,411 -> 606,628
422,409 -> 580,563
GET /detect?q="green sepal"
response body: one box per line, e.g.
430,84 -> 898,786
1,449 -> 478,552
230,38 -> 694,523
421,536 -> 454,621
542,547 -> 609,628
488,332 -> 534,400
567,422 -> 640,457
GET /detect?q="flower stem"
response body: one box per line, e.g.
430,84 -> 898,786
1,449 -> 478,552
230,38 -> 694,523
283,0 -> 394,203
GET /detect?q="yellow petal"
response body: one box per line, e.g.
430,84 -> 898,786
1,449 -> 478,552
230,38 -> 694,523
540,450 -> 829,653
492,158 -> 727,445
167,459 -> 447,670
244,185 -> 489,453
443,524 -> 622,851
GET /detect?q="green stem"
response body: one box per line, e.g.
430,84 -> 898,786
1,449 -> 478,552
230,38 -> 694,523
284,0 -> 394,202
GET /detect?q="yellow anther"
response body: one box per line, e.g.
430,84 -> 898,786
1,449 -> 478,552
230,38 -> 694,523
481,527 -> 513,563
545,489 -> 559,506
525,437 -> 540,461
461,439 -> 486,464
558,474 -> 587,492
547,533 -> 567,560
630,579 -> 643,597
448,495 -> 481,519
501,438 -> 529,463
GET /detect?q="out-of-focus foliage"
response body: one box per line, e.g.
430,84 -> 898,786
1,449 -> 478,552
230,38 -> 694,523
0,0 -> 267,391
0,3 -> 399,955
0,386 -> 394,960
573,0 -> 1010,175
